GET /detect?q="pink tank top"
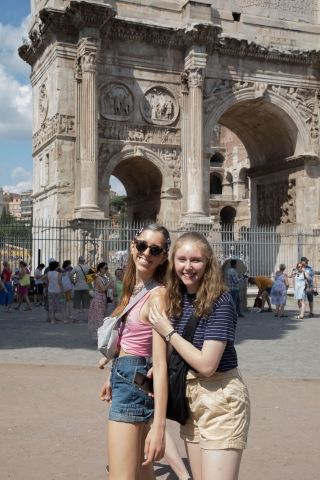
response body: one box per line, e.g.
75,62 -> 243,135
120,286 -> 163,357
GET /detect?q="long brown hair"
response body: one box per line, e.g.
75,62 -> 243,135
165,232 -> 227,318
112,223 -> 170,316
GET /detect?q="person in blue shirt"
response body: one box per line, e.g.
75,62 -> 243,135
227,259 -> 244,317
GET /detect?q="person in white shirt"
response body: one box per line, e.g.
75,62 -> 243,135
34,263 -> 45,306
69,256 -> 91,321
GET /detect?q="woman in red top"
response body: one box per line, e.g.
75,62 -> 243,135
0,261 -> 13,312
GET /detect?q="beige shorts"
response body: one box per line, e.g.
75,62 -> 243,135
180,368 -> 250,450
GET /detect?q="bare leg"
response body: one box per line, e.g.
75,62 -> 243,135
309,300 -> 314,315
185,442 -> 202,480
266,295 -> 272,310
25,294 -> 32,309
107,420 -> 155,480
297,300 -> 305,318
164,431 -> 190,480
202,449 -> 242,480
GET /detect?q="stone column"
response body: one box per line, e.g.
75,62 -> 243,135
75,36 -> 104,219
183,49 -> 207,218
180,73 -> 189,214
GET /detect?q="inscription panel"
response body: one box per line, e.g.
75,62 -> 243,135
235,0 -> 316,22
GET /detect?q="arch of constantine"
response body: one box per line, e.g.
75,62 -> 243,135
19,0 -> 320,227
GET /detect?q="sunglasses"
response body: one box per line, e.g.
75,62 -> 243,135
134,239 -> 166,257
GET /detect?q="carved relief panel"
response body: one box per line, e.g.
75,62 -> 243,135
100,83 -> 134,121
257,179 -> 296,225
39,83 -> 49,125
99,119 -> 181,145
140,86 -> 179,126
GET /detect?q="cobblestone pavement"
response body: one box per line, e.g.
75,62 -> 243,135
1,296 -> 320,480
1,296 -> 319,379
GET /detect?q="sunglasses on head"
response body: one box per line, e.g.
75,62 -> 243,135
134,239 -> 166,257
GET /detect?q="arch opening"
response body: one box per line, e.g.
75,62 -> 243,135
112,157 -> 162,222
210,174 -> 223,195
220,206 -> 236,225
218,99 -> 298,167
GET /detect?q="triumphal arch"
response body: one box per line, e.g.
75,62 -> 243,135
20,0 -> 320,227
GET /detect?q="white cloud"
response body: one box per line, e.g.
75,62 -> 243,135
3,167 -> 32,193
0,16 -> 31,78
3,180 -> 32,194
11,166 -> 32,182
0,17 -> 32,139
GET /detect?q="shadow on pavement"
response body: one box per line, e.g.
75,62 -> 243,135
236,308 -> 300,344
0,307 -> 97,351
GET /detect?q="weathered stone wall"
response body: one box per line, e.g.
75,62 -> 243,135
20,0 -> 320,227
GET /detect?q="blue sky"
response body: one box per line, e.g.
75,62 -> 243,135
0,0 -> 125,195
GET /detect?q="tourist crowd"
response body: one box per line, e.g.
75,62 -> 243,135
0,257 -> 124,339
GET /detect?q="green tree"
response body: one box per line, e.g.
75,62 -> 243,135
110,195 -> 127,214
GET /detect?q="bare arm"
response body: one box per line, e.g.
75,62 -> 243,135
143,289 -> 168,465
149,304 -> 226,378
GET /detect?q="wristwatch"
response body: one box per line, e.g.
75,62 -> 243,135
165,329 -> 176,342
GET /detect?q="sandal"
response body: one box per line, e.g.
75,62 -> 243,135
295,315 -> 304,319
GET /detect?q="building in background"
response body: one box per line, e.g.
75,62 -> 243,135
3,192 -> 21,220
20,190 -> 33,222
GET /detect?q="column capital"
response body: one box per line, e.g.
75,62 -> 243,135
184,48 -> 207,89
184,48 -> 207,71
187,69 -> 204,89
78,36 -> 101,73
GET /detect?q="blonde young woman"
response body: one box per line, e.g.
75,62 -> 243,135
99,224 -> 171,480
149,232 -> 250,480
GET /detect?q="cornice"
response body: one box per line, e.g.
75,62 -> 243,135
247,155 -> 311,178
19,1 -> 115,66
219,36 -> 320,66
18,1 -> 320,68
103,20 -> 221,50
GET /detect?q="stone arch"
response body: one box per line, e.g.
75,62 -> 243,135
220,205 -> 237,224
205,87 -> 313,165
210,173 -> 223,195
99,145 -> 176,221
210,151 -> 225,164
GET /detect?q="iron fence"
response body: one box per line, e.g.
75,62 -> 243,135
0,219 -> 319,280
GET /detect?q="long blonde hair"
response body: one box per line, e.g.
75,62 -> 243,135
112,223 -> 170,317
166,232 -> 227,318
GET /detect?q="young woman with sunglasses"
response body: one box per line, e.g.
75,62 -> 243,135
149,232 -> 250,480
99,224 -> 171,480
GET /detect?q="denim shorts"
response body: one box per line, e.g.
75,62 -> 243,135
109,355 -> 154,423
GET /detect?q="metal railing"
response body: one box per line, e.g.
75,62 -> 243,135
0,219 -> 319,277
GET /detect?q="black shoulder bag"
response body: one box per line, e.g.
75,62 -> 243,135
166,312 -> 198,425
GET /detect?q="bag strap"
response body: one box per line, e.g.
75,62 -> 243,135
79,265 -> 87,280
118,281 -> 160,321
181,311 -> 198,342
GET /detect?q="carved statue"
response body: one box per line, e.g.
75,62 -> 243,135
39,84 -> 49,124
